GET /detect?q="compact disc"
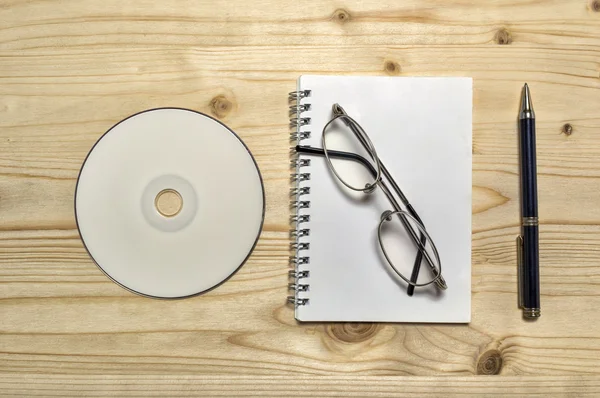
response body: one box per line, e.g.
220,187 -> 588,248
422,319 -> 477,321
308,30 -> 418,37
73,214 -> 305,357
75,108 -> 265,298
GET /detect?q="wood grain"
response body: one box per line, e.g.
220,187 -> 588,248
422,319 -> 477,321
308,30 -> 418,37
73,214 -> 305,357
1,0 -> 600,395
2,375 -> 600,397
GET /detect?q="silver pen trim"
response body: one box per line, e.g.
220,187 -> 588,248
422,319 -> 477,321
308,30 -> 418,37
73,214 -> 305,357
519,83 -> 536,120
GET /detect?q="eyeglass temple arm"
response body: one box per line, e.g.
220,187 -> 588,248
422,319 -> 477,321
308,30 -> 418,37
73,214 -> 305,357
296,145 -> 375,174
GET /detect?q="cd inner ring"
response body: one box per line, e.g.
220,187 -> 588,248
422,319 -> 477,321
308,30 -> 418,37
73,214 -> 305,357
141,175 -> 198,232
155,189 -> 183,217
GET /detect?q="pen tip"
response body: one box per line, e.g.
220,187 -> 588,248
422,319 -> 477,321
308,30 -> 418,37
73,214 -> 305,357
519,83 -> 535,119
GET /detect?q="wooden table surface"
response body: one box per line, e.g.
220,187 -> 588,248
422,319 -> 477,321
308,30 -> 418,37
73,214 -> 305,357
1,0 -> 600,396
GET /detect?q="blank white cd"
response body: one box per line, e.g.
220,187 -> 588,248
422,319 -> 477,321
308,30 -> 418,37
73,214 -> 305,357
75,108 -> 265,298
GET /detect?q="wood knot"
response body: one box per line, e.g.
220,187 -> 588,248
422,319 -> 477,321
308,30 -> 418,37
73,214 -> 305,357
327,323 -> 379,343
384,60 -> 401,76
332,9 -> 351,24
476,349 -> 503,375
209,95 -> 234,119
592,1 -> 600,12
494,28 -> 512,45
561,123 -> 573,136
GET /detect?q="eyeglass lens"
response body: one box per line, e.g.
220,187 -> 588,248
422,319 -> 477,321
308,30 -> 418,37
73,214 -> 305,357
379,212 -> 440,287
322,115 -> 380,193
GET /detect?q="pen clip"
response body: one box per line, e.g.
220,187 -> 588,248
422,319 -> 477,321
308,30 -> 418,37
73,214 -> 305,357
516,235 -> 524,309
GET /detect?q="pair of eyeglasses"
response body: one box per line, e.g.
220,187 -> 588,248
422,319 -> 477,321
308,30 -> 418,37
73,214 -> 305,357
296,104 -> 446,294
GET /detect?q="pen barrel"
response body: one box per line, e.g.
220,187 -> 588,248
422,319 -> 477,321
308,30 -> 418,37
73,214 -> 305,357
519,117 -> 540,317
520,118 -> 538,218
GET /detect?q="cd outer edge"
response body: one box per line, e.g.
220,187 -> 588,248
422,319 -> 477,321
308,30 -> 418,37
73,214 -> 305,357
73,107 -> 266,300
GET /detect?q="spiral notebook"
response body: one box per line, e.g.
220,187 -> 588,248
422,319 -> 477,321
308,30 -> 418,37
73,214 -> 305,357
289,75 -> 472,323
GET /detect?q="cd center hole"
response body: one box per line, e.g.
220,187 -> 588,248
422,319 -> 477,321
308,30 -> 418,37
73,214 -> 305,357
155,189 -> 183,218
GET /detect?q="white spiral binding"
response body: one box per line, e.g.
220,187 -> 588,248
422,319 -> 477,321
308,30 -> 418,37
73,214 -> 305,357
288,89 -> 311,306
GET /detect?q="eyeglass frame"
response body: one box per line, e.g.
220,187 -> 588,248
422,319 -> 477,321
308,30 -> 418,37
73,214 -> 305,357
295,103 -> 447,293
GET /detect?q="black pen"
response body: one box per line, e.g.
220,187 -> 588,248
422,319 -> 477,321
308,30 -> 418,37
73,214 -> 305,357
517,83 -> 541,318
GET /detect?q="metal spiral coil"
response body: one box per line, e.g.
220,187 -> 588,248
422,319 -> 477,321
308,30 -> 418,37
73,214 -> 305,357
288,283 -> 309,292
290,172 -> 310,182
291,228 -> 310,238
289,103 -> 311,116
288,89 -> 311,102
290,158 -> 311,168
290,200 -> 310,209
287,297 -> 309,306
290,214 -> 310,223
290,117 -> 311,128
290,131 -> 311,141
288,89 -> 311,307
289,90 -> 311,145
291,242 -> 310,251
289,270 -> 310,278
290,187 -> 310,196
289,256 -> 309,265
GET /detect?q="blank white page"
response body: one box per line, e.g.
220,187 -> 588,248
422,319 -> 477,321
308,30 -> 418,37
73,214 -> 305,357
293,75 -> 472,322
